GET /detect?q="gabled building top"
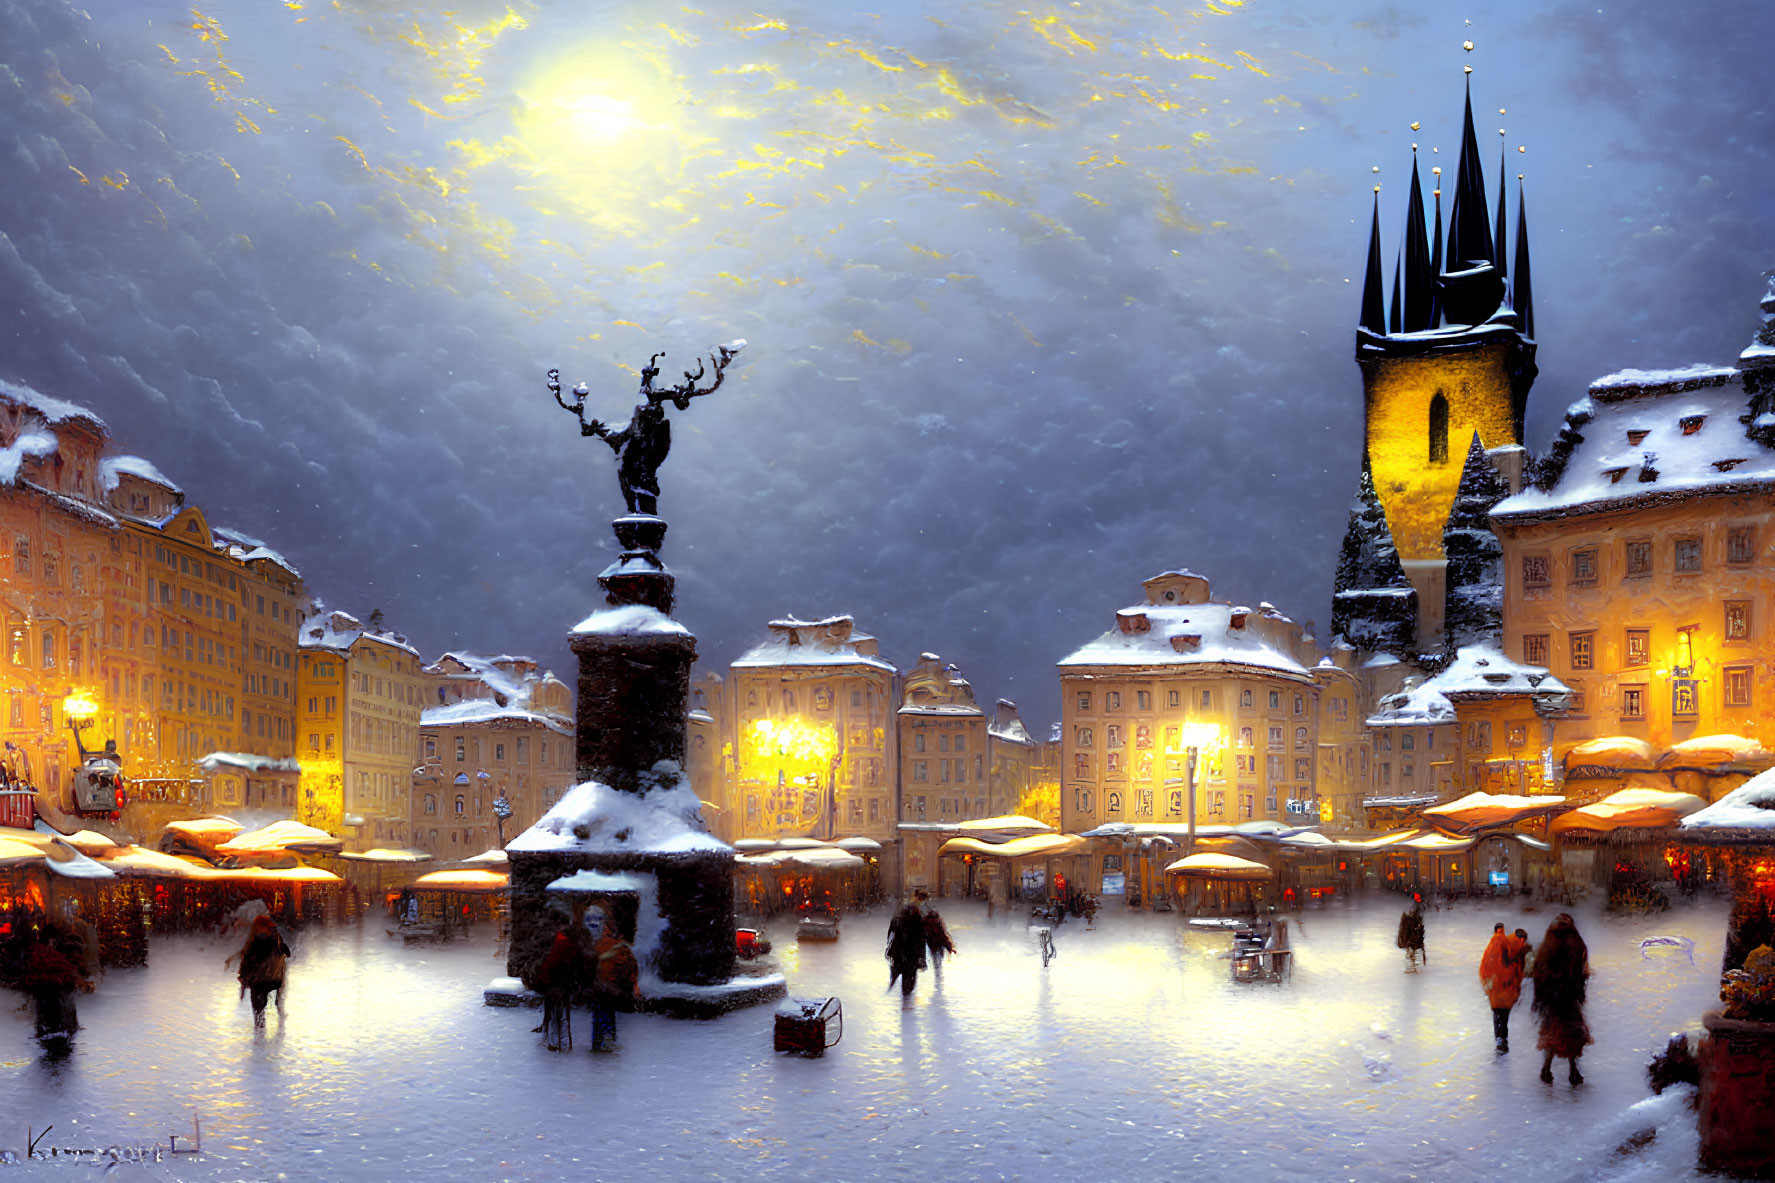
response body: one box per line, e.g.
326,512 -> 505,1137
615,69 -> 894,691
732,614 -> 896,672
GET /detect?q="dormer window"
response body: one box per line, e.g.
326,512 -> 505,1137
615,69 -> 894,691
786,629 -> 801,647
1626,429 -> 1650,445
1679,415 -> 1705,436
1714,458 -> 1749,472
1602,467 -> 1629,484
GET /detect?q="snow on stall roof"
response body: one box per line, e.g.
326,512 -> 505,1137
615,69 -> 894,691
1058,600 -> 1308,676
99,454 -> 179,494
197,751 -> 302,774
420,699 -> 572,735
1496,366 -> 1775,520
1681,766 -> 1775,833
508,766 -> 731,856
571,604 -> 692,638
0,378 -> 106,430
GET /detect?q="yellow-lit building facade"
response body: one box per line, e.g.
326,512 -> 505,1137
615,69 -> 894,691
987,698 -> 1040,821
1057,571 -> 1324,835
725,616 -> 897,844
296,611 -> 426,849
0,384 -> 311,828
897,653 -> 988,825
1311,655 -> 1371,830
410,652 -> 576,857
1492,360 -> 1775,763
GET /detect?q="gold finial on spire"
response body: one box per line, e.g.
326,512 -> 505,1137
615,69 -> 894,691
1499,128 -> 1506,137
1432,166 -> 1442,176
1517,145 -> 1526,153
1372,165 -> 1381,173
1464,65 -> 1473,74
1411,142 -> 1418,151
1373,184 -> 1382,193
1463,40 -> 1474,51
1410,121 -> 1421,131
1517,173 -> 1524,180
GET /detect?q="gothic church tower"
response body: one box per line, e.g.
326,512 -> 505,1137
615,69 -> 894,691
1343,76 -> 1537,654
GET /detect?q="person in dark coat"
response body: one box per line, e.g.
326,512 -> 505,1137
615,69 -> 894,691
534,912 -> 585,1051
886,902 -> 927,1000
21,927 -> 92,1043
1396,897 -> 1427,972
231,915 -> 291,1028
1531,913 -> 1592,1084
922,907 -> 957,972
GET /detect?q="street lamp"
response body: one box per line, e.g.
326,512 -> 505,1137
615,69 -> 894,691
1180,722 -> 1223,852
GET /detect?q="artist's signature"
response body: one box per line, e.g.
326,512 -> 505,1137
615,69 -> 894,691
0,1118 -> 200,1166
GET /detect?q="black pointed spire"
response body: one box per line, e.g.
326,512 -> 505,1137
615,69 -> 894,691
1446,80 -> 1495,271
1360,190 -> 1387,335
1401,151 -> 1434,332
1429,184 -> 1444,327
1494,140 -> 1509,282
1513,178 -> 1534,339
1389,253 -> 1403,333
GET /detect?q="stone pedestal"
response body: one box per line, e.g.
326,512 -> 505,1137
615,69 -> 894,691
498,510 -> 784,1018
570,627 -> 696,792
1698,1010 -> 1775,1176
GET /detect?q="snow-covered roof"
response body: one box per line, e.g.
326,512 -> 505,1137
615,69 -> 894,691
508,768 -> 730,856
1365,681 -> 1455,728
299,610 -> 420,658
420,699 -> 571,735
1495,365 -> 1774,521
99,454 -> 179,494
1059,600 -> 1310,679
1423,645 -> 1572,703
239,546 -> 301,578
0,430 -> 58,485
732,616 -> 896,673
988,718 -> 1035,745
0,378 -> 106,431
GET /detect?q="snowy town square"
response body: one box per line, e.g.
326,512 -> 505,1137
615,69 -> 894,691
0,896 -> 1731,1182
5,0 -> 1775,1180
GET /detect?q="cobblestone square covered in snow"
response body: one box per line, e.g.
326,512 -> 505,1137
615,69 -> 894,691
0,896 -> 1729,1181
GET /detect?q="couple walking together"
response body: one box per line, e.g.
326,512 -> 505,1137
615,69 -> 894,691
1480,913 -> 1591,1084
886,890 -> 956,1000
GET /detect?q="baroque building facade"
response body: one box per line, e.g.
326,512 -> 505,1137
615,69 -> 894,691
1057,570 -> 1337,834
1491,280 -> 1775,763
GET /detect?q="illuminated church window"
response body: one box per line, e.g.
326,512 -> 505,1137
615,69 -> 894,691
1428,392 -> 1449,464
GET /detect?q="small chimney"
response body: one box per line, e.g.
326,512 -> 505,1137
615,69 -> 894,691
1170,634 -> 1202,653
1116,609 -> 1151,634
1229,607 -> 1251,630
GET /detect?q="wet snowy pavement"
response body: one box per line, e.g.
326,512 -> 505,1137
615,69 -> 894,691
0,894 -> 1730,1181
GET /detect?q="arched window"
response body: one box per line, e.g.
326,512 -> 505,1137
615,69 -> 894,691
454,794 -> 465,815
424,793 -> 436,815
1428,391 -> 1449,464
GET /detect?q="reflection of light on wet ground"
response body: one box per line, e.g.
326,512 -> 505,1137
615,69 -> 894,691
0,896 -> 1729,1180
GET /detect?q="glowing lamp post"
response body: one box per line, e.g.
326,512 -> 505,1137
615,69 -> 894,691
62,692 -> 99,753
1180,722 -> 1223,851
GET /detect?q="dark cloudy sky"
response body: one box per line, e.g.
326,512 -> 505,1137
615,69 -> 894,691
2,0 -> 1770,726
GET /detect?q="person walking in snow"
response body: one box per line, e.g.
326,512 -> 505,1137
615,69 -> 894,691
886,900 -> 928,1000
229,915 -> 291,1028
588,908 -> 639,1052
1479,922 -> 1529,1053
1397,896 -> 1426,972
533,911 -> 585,1051
922,906 -> 956,973
1531,913 -> 1592,1085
